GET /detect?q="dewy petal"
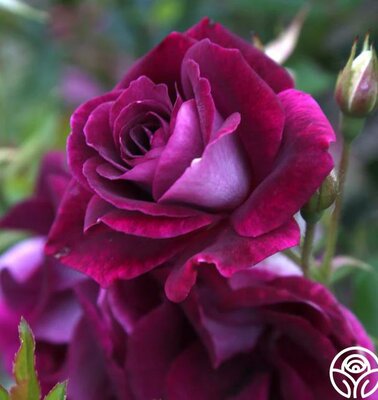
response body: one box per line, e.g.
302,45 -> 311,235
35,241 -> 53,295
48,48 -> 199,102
159,118 -> 251,211
232,89 -> 335,237
68,91 -> 123,190
116,32 -> 195,97
165,219 -> 300,302
182,39 -> 285,183
186,17 -> 294,93
45,180 -> 196,286
153,99 -> 204,200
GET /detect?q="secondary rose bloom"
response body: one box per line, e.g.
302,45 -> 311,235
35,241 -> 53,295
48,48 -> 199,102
63,257 -> 374,400
0,152 -> 85,395
46,18 -> 335,301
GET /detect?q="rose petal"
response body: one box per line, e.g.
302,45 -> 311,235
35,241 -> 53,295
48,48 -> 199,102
82,156 -> 205,218
99,208 -> 220,239
182,39 -> 285,182
153,99 -> 204,200
126,303 -> 189,399
116,32 -> 195,97
186,17 -> 294,93
68,91 -> 123,189
232,89 -> 335,237
165,219 -> 299,302
159,116 -> 250,211
46,180 -> 196,285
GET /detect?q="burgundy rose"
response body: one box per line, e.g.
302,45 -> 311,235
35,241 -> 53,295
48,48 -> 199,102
46,18 -> 335,301
58,256 -> 373,400
0,152 -> 86,395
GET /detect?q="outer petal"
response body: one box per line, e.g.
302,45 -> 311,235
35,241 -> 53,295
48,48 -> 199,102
100,209 -> 220,239
186,17 -> 294,93
165,219 -> 300,302
166,343 -> 249,400
126,303 -> 189,399
182,39 -> 285,182
116,32 -> 195,97
45,180 -> 196,286
232,89 -> 335,237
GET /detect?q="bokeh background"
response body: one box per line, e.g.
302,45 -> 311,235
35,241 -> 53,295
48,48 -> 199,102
0,0 -> 377,346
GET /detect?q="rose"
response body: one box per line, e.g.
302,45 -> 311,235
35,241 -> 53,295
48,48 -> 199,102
54,256 -> 373,400
0,152 -> 86,395
46,18 -> 335,301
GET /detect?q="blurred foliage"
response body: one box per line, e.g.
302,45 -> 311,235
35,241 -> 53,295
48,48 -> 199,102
0,0 -> 377,338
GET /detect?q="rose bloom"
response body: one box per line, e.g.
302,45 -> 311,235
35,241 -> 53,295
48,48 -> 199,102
0,153 -> 85,395
58,256 -> 374,400
46,18 -> 335,301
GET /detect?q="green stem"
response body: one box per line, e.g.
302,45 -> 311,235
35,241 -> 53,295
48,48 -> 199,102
283,249 -> 302,266
301,221 -> 316,277
321,116 -> 352,282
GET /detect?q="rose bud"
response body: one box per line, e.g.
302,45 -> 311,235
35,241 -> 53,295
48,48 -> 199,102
0,152 -> 87,395
335,35 -> 378,119
301,172 -> 338,223
46,18 -> 335,302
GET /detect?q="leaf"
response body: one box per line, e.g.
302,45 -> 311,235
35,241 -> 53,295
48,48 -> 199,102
9,318 -> 41,400
0,386 -> 9,400
43,382 -> 67,400
0,0 -> 47,21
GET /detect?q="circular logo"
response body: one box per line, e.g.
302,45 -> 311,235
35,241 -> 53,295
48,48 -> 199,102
330,346 -> 378,399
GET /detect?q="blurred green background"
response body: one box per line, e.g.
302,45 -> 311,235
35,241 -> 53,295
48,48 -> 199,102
0,0 -> 377,341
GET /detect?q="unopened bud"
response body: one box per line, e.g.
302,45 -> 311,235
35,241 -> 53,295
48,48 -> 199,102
301,172 -> 338,223
335,34 -> 378,118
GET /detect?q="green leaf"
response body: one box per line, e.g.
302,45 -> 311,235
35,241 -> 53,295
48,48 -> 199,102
0,386 -> 9,400
10,318 -> 41,400
43,382 -> 67,400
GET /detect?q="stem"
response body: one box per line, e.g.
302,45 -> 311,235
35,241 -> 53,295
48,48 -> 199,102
301,221 -> 316,277
283,249 -> 302,266
321,116 -> 352,282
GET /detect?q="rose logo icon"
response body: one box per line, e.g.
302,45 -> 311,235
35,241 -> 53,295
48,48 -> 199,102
330,346 -> 378,398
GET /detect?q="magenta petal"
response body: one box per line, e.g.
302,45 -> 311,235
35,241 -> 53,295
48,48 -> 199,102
159,121 -> 251,211
68,91 -> 123,189
166,343 -> 246,400
46,180 -> 194,285
126,303 -> 188,399
153,99 -> 204,200
116,32 -> 195,96
165,219 -> 299,302
182,39 -> 285,182
99,208 -> 220,239
232,89 -> 335,237
186,17 -> 294,93
84,101 -> 124,169
0,198 -> 54,235
182,59 -> 222,143
82,156 -> 202,218
110,76 -> 171,127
